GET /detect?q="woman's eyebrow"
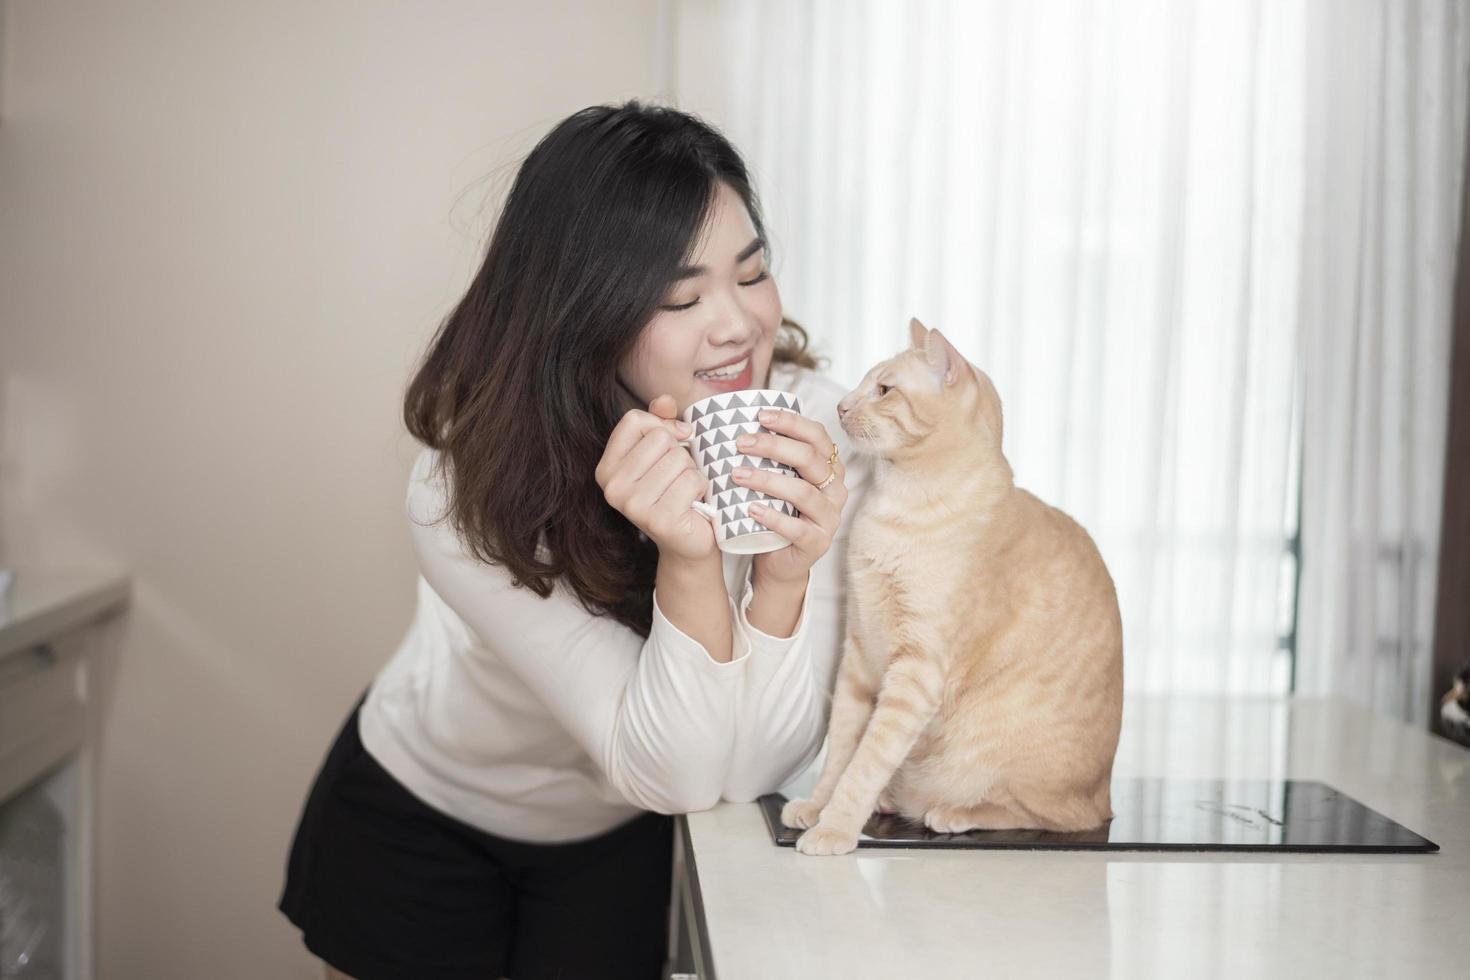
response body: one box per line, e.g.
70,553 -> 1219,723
671,236 -> 765,281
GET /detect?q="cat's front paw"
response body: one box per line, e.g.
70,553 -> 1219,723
781,797 -> 825,829
923,804 -> 982,834
794,822 -> 860,856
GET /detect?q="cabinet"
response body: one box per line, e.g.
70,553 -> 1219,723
0,571 -> 129,980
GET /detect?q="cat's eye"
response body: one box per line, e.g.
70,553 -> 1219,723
659,270 -> 771,313
877,383 -> 892,397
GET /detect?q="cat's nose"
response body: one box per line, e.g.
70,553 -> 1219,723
837,397 -> 852,420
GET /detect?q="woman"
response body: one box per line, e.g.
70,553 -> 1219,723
279,99 -> 871,980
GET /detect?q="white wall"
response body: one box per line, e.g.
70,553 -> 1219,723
0,1 -> 663,975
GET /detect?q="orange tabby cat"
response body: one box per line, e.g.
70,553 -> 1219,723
781,317 -> 1124,856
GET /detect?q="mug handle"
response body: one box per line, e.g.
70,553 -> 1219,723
678,433 -> 720,524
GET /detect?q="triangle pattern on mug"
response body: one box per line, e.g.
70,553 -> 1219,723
714,487 -> 776,511
708,455 -> 766,477
714,487 -> 755,508
699,420 -> 761,445
699,407 -> 750,432
718,497 -> 797,521
691,391 -> 804,434
724,519 -> 758,539
698,426 -> 765,465
708,476 -> 752,502
762,499 -> 796,517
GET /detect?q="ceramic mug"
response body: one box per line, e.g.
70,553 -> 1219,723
676,389 -> 805,554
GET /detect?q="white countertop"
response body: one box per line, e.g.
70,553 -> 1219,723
682,695 -> 1469,979
0,567 -> 131,664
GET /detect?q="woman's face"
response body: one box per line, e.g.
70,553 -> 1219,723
618,180 -> 782,413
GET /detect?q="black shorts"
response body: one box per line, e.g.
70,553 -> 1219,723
278,688 -> 674,980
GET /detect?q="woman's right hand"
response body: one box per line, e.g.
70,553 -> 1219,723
596,394 -> 718,563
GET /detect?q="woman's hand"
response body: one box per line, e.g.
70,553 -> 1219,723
596,394 -> 718,563
731,408 -> 848,587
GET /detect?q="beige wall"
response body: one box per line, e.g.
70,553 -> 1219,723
0,1 -> 663,975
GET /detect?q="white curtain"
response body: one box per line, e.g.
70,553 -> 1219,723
1296,0 -> 1469,727
671,0 -> 1469,717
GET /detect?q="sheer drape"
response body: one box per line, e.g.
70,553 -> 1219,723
1296,0 -> 1469,726
672,0 -> 1469,717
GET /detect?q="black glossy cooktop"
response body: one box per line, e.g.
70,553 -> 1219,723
757,779 -> 1439,852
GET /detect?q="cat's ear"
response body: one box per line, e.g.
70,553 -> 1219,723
908,316 -> 929,349
924,328 -> 967,387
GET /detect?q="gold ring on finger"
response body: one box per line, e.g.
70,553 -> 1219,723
815,442 -> 839,490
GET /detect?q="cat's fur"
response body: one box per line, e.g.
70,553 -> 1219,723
782,318 -> 1124,855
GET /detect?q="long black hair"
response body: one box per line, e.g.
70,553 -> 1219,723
403,99 -> 821,637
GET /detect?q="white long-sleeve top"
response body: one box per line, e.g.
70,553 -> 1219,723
357,360 -> 872,843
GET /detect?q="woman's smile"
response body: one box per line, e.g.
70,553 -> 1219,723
694,354 -> 755,391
